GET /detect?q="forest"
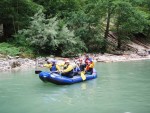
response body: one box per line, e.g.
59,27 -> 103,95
0,0 -> 150,57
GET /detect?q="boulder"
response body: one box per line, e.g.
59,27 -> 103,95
7,55 -> 14,59
0,54 -> 5,58
9,60 -> 21,68
137,50 -> 148,56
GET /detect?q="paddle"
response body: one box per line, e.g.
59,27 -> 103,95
35,70 -> 42,74
35,70 -> 60,74
80,71 -> 86,80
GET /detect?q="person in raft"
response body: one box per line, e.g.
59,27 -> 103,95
81,54 -> 91,69
78,58 -> 86,71
84,54 -> 90,64
85,59 -> 94,75
60,59 -> 74,78
43,59 -> 60,73
73,61 -> 81,76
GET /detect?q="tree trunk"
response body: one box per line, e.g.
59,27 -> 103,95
116,24 -> 121,49
117,36 -> 121,49
103,7 -> 111,52
17,0 -> 19,31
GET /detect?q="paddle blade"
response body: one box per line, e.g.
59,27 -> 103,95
35,70 -> 42,74
81,72 -> 86,80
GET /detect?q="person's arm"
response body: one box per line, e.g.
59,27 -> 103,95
43,64 -> 52,68
85,65 -> 88,71
89,62 -> 94,68
63,65 -> 73,73
56,65 -> 61,71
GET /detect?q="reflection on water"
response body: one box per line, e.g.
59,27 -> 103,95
0,60 -> 150,113
81,83 -> 87,90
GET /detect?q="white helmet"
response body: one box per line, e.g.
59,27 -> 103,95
51,59 -> 56,63
65,60 -> 70,63
47,59 -> 52,63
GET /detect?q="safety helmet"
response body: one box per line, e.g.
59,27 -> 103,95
47,59 -> 51,63
65,60 -> 70,63
89,58 -> 93,62
51,59 -> 56,63
87,60 -> 90,63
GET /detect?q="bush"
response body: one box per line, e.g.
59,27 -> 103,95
0,42 -> 34,57
0,43 -> 20,56
14,10 -> 86,57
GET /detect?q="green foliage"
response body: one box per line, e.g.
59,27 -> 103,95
0,42 -> 35,57
1,0 -> 150,56
115,1 -> 148,45
67,1 -> 105,52
15,10 -> 86,57
0,0 -> 42,39
136,0 -> 150,38
0,43 -> 20,56
33,0 -> 80,18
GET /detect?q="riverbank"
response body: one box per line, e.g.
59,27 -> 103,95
0,52 -> 150,72
0,56 -> 35,72
95,53 -> 150,63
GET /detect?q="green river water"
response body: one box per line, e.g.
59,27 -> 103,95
0,60 -> 150,113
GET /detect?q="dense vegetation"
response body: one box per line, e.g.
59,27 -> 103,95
0,0 -> 150,57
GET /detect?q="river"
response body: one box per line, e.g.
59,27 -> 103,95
0,60 -> 150,113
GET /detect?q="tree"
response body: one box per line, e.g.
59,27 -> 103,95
114,1 -> 148,49
101,0 -> 116,52
137,0 -> 150,38
0,0 -> 41,40
15,10 -> 86,56
67,0 -> 105,52
33,0 -> 81,19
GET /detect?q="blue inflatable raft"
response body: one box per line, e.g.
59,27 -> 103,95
39,69 -> 97,85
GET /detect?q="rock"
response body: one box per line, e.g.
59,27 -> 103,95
5,66 -> 11,70
0,61 -> 9,67
0,58 -> 6,61
50,55 -> 54,58
15,56 -> 20,59
9,60 -> 21,68
17,58 -> 25,65
147,49 -> 150,54
109,51 -> 124,55
7,55 -> 14,59
0,57 -> 37,71
24,58 -> 30,62
0,54 -> 5,58
137,50 -> 148,56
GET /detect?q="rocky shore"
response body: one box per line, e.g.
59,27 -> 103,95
0,56 -> 36,72
95,53 -> 150,63
0,52 -> 150,72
